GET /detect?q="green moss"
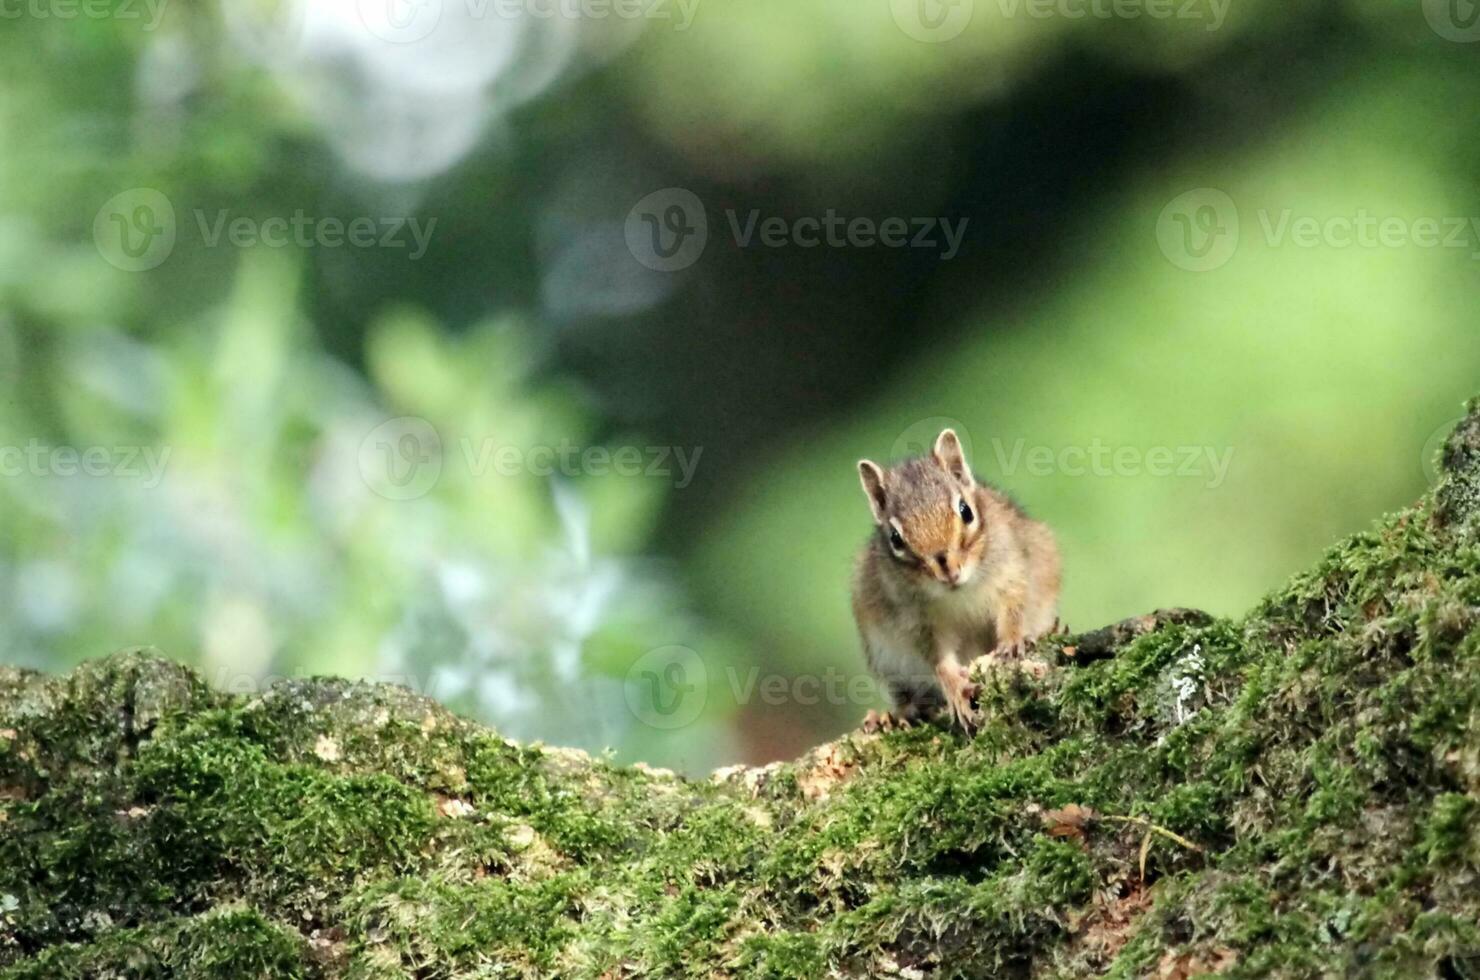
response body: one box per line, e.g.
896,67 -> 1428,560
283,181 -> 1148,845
1418,793 -> 1478,867
0,907 -> 307,980
130,721 -> 439,905
733,929 -> 828,979
4,408 -> 1480,976
340,874 -> 580,976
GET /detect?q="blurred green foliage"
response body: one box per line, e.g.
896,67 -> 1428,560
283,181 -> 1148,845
0,245 -> 731,766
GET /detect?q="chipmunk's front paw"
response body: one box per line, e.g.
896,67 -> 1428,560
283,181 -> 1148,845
992,639 -> 1029,659
861,708 -> 917,734
932,661 -> 981,733
947,701 -> 979,734
944,684 -> 981,734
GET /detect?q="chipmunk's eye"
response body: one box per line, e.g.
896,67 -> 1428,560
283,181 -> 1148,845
958,499 -> 974,524
889,528 -> 906,552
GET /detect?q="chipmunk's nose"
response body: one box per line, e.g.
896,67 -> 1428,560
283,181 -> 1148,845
936,554 -> 959,586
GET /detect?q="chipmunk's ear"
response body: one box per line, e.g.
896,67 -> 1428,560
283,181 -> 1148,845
933,429 -> 972,484
857,460 -> 889,524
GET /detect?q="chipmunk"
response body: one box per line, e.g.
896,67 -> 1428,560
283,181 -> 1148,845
852,429 -> 1061,733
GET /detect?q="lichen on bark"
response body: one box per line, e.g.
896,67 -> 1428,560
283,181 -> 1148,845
3,402 -> 1480,978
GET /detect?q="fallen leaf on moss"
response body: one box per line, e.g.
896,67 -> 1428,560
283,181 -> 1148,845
1077,884 -> 1154,961
1042,803 -> 1096,839
1155,946 -> 1238,978
435,796 -> 475,819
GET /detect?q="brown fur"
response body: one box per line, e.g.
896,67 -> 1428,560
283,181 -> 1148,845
852,430 -> 1061,732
